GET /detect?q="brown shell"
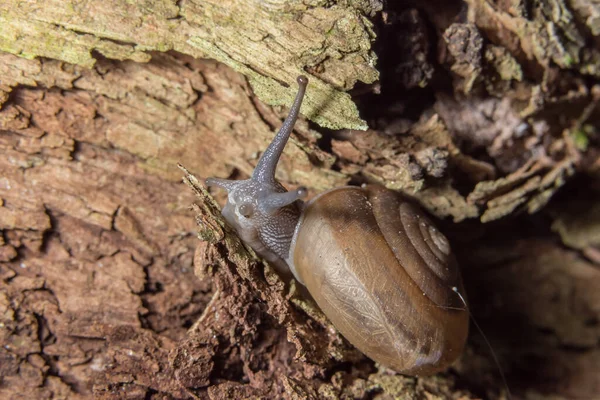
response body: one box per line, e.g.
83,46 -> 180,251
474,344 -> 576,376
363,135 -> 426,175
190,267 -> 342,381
292,185 -> 469,375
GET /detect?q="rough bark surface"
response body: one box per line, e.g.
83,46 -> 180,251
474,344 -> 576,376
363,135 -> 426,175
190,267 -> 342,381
0,0 -> 380,130
1,1 -> 599,399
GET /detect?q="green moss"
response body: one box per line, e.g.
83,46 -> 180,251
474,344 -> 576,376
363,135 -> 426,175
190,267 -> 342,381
571,128 -> 589,151
562,53 -> 574,67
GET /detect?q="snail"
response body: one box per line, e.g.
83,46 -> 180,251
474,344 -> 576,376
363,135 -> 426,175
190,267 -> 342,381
206,76 -> 469,375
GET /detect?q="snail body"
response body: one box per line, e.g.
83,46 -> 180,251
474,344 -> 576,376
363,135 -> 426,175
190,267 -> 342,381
206,76 -> 468,375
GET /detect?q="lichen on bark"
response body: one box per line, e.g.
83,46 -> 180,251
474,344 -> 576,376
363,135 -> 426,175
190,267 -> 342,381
0,0 -> 381,130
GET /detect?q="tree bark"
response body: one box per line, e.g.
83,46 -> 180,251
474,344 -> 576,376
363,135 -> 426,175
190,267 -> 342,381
1,1 -> 599,399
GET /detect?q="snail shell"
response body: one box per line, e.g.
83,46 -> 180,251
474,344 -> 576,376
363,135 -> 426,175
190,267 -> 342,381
291,185 -> 468,375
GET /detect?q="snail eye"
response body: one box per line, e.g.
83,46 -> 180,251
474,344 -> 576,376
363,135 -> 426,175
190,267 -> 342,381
238,203 -> 255,218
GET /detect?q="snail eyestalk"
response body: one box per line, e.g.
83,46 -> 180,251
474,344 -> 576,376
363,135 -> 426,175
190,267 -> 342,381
261,187 -> 307,214
252,76 -> 308,185
206,177 -> 239,192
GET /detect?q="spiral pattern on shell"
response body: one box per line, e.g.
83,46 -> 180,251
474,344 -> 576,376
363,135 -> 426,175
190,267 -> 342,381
366,185 -> 463,308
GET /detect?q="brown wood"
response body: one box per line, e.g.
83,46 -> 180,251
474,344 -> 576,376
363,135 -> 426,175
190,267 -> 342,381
1,0 -> 600,398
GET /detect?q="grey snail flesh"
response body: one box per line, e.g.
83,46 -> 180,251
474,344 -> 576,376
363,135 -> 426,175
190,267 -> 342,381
291,185 -> 468,375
